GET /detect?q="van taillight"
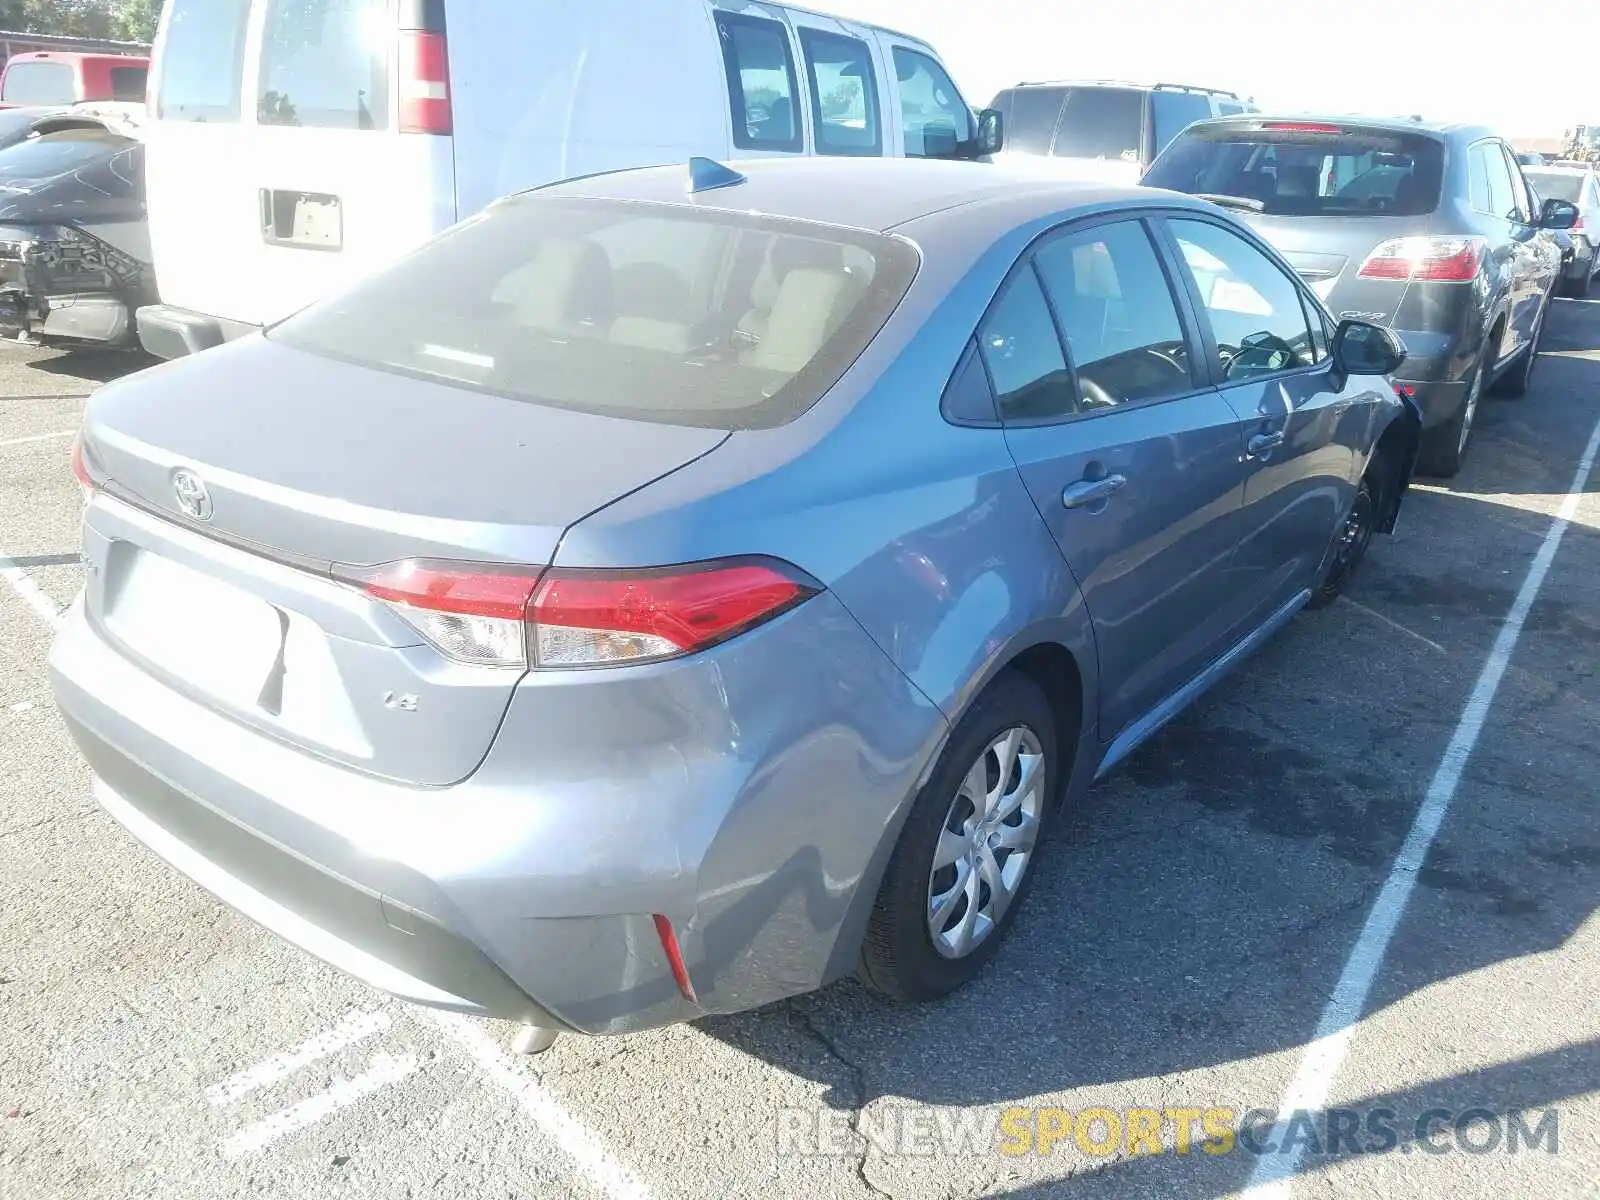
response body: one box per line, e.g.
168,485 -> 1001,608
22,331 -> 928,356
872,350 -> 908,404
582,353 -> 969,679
399,30 -> 451,135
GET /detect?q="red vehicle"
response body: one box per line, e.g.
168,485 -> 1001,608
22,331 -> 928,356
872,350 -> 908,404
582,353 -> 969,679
0,51 -> 148,108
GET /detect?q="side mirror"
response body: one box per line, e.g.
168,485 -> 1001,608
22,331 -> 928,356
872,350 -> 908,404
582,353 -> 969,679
1332,319 -> 1407,379
1541,198 -> 1579,230
975,108 -> 1004,157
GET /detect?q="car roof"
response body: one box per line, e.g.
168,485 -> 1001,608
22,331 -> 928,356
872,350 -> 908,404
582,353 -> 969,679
1005,79 -> 1239,98
527,156 -> 1190,235
1182,112 -> 1497,142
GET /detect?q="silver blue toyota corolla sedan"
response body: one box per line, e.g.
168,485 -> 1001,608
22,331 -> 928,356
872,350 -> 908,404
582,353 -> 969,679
51,157 -> 1419,1051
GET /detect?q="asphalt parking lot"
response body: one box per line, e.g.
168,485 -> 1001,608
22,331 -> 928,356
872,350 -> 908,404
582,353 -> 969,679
2,307 -> 1598,1200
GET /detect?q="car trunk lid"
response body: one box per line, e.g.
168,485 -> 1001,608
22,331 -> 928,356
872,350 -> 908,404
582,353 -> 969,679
78,336 -> 728,786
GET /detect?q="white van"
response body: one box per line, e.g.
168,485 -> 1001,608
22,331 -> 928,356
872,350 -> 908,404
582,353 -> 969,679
137,0 -> 1000,359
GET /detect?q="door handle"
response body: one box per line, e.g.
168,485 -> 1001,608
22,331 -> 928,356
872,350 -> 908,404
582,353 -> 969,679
1247,431 -> 1286,459
1062,474 -> 1128,510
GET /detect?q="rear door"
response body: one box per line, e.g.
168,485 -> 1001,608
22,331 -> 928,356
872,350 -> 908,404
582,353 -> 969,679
1047,86 -> 1147,183
988,215 -> 1251,738
712,8 -> 811,160
991,86 -> 1067,159
1163,214 -> 1364,622
146,0 -> 454,330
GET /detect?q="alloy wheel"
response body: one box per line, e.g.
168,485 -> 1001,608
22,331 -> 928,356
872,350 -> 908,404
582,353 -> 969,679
1458,361 -> 1483,457
926,727 -> 1046,960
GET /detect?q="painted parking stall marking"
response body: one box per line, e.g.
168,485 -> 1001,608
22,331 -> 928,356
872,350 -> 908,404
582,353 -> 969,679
205,1009 -> 394,1107
219,1052 -> 421,1158
0,549 -> 63,628
1243,406 -> 1600,1198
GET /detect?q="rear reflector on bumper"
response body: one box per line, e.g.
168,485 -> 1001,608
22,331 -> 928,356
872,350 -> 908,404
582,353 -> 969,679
339,558 -> 818,670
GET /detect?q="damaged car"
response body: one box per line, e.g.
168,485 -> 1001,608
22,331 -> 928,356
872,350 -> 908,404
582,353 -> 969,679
0,102 -> 152,349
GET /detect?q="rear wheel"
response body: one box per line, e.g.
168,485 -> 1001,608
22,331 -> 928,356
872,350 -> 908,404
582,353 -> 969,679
1418,355 -> 1485,478
860,672 -> 1059,1003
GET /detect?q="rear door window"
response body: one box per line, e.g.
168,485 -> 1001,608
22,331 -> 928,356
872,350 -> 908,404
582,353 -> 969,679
891,47 -> 972,158
257,0 -> 391,130
269,197 -> 918,430
977,268 -> 1075,422
1144,126 -> 1445,217
1500,145 -> 1532,224
1479,142 -> 1516,220
799,30 -> 881,157
156,0 -> 251,122
1053,87 -> 1143,163
1,61 -> 75,105
998,86 -> 1066,155
714,11 -> 803,153
1150,92 -> 1213,156
1032,220 -> 1193,408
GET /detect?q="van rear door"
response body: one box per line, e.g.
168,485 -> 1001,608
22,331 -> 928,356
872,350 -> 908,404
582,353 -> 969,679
146,0 -> 456,332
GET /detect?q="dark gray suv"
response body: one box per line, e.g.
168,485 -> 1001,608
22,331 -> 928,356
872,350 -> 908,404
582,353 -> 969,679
1144,115 -> 1579,475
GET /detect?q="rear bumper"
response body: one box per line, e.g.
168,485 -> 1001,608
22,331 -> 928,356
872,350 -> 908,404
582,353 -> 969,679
136,304 -> 260,360
50,585 -> 944,1036
1390,327 -> 1476,430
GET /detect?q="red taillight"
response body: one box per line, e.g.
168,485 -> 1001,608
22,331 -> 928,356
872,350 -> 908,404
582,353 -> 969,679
342,557 -> 816,669
70,433 -> 93,498
360,561 -> 537,620
652,915 -> 698,1004
1574,213 -> 1586,233
398,30 -> 451,135
1358,236 -> 1486,283
1261,121 -> 1344,134
530,561 -> 816,668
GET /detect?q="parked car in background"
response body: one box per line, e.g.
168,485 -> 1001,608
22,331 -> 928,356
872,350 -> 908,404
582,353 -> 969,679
54,157 -> 1417,1048
0,51 -> 148,107
0,103 -> 153,348
1523,163 -> 1600,295
988,80 -> 1251,183
1143,115 -> 1574,476
136,0 -> 1001,361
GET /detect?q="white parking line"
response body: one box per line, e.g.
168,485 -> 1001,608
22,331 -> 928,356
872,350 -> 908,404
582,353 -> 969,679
206,1009 -> 393,1107
219,1052 -> 419,1158
0,429 -> 74,447
1242,409 -> 1600,1197
428,1012 -> 651,1200
0,551 -> 63,628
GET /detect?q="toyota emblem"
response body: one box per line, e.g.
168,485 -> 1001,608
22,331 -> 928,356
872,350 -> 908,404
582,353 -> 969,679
171,468 -> 213,521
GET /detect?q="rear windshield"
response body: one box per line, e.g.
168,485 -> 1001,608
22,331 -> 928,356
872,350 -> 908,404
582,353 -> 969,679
0,129 -> 133,187
1524,171 -> 1584,204
257,0 -> 391,130
270,198 -> 920,430
2,62 -> 75,106
109,65 -> 147,103
1144,125 -> 1446,217
157,0 -> 252,122
1053,87 -> 1143,162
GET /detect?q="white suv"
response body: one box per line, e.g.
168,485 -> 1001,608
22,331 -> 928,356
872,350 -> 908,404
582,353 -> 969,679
988,80 -> 1253,184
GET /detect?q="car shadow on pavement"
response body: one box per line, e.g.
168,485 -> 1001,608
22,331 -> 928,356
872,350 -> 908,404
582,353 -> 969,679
984,1037 -> 1600,1198
26,347 -> 155,385
693,307 -> 1600,1195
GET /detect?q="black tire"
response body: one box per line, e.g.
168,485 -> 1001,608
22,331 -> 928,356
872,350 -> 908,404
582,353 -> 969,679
1307,476 -> 1376,609
1417,354 -> 1485,478
1492,298 -> 1548,398
1566,263 -> 1594,298
859,671 -> 1060,1003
